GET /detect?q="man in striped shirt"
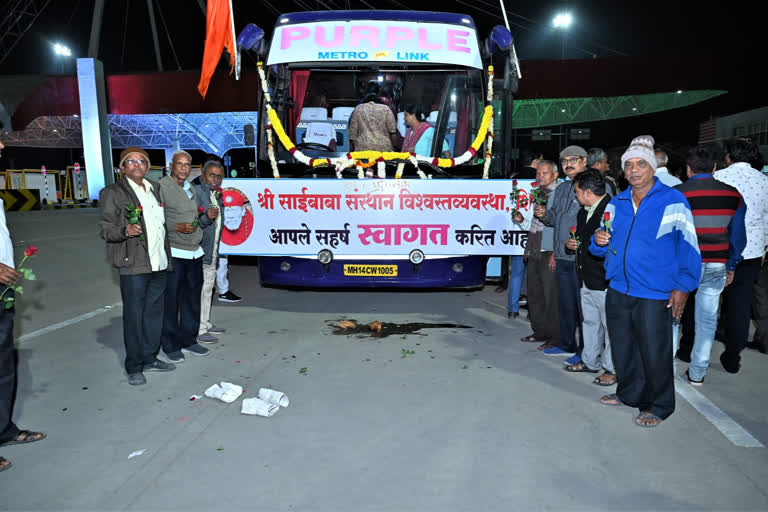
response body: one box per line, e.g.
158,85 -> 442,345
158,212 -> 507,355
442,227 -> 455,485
674,145 -> 746,385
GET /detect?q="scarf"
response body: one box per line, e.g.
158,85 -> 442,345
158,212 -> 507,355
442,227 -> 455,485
402,121 -> 432,153
529,181 -> 559,233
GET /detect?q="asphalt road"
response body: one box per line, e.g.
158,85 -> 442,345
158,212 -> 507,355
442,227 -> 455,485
2,209 -> 767,511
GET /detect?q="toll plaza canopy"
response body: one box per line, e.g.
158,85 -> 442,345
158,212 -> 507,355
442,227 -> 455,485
0,54 -> 725,154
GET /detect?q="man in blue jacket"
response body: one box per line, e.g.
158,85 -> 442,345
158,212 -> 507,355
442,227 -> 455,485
591,135 -> 701,428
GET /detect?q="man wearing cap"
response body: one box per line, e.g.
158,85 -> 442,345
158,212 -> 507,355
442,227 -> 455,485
99,147 -> 176,385
591,135 -> 701,428
220,188 -> 254,246
159,150 -> 210,362
533,145 -> 587,360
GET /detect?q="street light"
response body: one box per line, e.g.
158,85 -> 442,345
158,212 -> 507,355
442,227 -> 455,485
53,43 -> 72,57
552,12 -> 573,59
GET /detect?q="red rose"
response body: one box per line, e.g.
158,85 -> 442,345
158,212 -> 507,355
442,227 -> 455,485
160,203 -> 164,208
569,226 -> 577,235
198,206 -> 205,213
603,212 -> 611,221
531,181 -> 537,187
24,246 -> 38,257
136,205 -> 143,211
513,180 -> 518,186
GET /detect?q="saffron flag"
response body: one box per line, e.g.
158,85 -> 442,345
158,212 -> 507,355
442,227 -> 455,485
198,0 -> 239,98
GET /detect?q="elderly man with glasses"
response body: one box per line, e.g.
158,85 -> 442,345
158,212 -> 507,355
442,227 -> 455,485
533,146 -> 589,360
99,147 -> 175,385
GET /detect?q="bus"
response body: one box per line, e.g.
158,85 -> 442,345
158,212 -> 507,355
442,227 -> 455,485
232,10 -> 520,287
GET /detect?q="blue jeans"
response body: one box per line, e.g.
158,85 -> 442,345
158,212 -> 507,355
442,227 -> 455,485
688,263 -> 727,381
507,256 -> 526,314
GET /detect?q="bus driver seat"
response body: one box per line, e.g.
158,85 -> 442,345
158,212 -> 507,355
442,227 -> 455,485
303,122 -> 337,151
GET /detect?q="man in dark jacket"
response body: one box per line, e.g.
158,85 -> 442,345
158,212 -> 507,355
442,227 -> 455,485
99,147 -> 175,385
193,161 -> 226,343
564,169 -> 616,386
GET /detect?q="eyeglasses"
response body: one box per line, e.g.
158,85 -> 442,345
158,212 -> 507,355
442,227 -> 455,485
124,158 -> 148,166
560,156 -> 583,165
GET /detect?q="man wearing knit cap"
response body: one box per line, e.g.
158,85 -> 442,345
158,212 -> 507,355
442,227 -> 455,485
99,147 -> 175,386
534,145 -> 588,360
591,135 -> 701,427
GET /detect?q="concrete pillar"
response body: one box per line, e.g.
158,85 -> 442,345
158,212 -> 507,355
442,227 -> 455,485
76,58 -> 113,200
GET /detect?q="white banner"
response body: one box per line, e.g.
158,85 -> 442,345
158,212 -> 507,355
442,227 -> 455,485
219,178 -> 539,256
268,20 -> 482,69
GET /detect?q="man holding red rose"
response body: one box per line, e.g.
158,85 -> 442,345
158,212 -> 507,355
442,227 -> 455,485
158,150 -> 209,362
99,146 -> 175,386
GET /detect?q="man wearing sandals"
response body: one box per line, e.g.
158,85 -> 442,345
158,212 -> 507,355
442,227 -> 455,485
0,139 -> 46,473
591,135 -> 701,428
564,169 -> 616,386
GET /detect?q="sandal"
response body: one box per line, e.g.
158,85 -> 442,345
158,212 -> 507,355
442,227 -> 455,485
0,456 -> 11,473
537,340 -> 556,350
634,411 -> 663,428
521,334 -> 548,343
1,430 -> 46,447
564,362 -> 598,373
599,394 -> 622,406
593,371 -> 617,386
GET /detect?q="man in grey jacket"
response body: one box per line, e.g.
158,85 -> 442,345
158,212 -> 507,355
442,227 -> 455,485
193,161 -> 226,343
99,147 -> 175,385
159,150 -> 209,362
534,145 -> 588,358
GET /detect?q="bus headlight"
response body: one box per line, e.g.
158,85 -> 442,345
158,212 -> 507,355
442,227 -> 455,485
452,263 -> 464,273
280,261 -> 291,272
409,249 -> 425,265
318,249 -> 333,265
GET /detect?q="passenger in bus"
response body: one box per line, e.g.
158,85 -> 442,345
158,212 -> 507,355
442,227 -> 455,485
348,92 -> 398,153
402,104 -> 451,158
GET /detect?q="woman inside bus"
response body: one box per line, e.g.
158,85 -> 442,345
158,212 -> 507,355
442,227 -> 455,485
402,104 -> 451,158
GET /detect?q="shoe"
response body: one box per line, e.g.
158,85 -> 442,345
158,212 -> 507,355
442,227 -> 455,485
507,312 -> 519,319
207,325 -> 226,335
182,344 -> 210,357
746,341 -> 767,354
128,373 -> 146,386
144,359 -> 176,372
719,352 -> 740,374
218,291 -> 243,303
564,354 -> 582,365
685,369 -> 704,386
163,351 -> 185,363
197,333 -> 219,344
494,285 -> 505,293
518,295 -> 528,306
542,347 -> 575,357
675,349 -> 692,363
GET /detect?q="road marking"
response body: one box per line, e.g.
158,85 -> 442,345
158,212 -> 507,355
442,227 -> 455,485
674,376 -> 764,448
481,299 -> 506,311
18,302 -> 122,344
466,307 -> 508,327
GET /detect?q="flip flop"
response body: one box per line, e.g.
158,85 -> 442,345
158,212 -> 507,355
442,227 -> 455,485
1,430 -> 46,447
599,394 -> 622,406
520,334 -> 548,343
564,362 -> 598,373
0,457 -> 11,473
593,371 -> 617,386
537,341 -> 556,351
634,411 -> 663,428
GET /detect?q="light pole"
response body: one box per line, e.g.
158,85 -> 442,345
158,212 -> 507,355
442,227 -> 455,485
552,12 -> 572,59
52,42 -> 73,74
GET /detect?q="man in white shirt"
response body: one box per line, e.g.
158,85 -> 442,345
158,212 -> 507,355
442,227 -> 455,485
1,139 -> 46,472
654,148 -> 682,187
714,137 -> 768,373
99,147 -> 176,385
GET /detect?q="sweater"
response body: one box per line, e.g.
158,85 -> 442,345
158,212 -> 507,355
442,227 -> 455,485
158,175 -> 203,251
191,177 -> 224,265
541,178 -> 580,261
675,174 -> 746,270
576,194 -> 610,290
589,177 -> 702,300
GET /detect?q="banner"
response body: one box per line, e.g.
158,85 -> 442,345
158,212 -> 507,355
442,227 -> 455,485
219,179 -> 539,256
268,21 -> 482,69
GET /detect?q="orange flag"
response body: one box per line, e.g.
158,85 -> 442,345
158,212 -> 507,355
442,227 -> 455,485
198,0 -> 239,98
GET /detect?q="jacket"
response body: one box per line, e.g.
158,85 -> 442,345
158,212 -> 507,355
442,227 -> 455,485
541,178 -> 580,261
575,194 -> 610,290
99,178 -> 172,275
191,177 -> 224,265
589,177 -> 702,300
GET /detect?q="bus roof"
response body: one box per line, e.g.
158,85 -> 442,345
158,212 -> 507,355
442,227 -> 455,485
275,10 -> 477,28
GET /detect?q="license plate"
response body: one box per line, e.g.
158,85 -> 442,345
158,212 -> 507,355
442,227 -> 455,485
343,264 -> 398,277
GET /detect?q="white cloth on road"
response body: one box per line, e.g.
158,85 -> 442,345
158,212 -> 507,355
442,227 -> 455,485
204,382 -> 242,403
241,397 -> 279,417
258,388 -> 290,407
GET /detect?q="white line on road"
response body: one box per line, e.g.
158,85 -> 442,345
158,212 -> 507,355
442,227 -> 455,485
674,376 -> 764,448
18,302 -> 122,344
